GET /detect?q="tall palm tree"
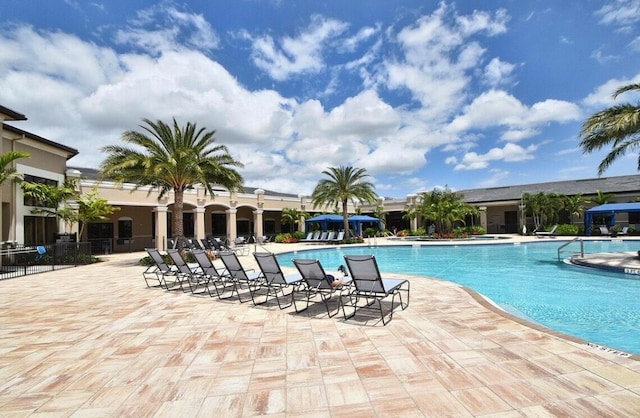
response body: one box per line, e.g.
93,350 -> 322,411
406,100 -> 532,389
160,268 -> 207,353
100,118 -> 244,248
579,83 -> 640,175
0,151 -> 30,185
311,166 -> 378,239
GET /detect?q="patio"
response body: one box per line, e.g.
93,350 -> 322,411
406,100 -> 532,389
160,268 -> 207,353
1,242 -> 639,417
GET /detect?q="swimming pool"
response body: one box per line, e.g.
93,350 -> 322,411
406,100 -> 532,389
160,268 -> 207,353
278,240 -> 640,355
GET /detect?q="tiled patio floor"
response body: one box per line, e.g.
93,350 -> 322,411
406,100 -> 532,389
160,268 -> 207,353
1,241 -> 640,417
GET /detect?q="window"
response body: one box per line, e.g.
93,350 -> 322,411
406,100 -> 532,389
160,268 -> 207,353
23,175 -> 58,207
118,219 -> 132,238
264,219 -> 276,234
212,213 -> 226,236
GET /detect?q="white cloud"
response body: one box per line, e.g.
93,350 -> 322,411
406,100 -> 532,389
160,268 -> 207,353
115,3 -> 219,53
482,57 -> 516,87
247,14 -> 349,81
582,74 -> 640,108
448,90 -> 581,141
451,143 -> 538,171
595,0 -> 640,26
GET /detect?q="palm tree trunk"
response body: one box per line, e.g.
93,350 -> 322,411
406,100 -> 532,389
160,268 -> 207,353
174,189 -> 184,250
343,200 -> 349,239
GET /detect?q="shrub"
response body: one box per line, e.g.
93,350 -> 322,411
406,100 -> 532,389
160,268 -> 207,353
556,224 -> 579,236
274,232 -> 306,243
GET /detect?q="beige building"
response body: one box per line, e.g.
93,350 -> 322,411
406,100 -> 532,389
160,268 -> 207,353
3,103 -> 640,254
0,106 -> 78,247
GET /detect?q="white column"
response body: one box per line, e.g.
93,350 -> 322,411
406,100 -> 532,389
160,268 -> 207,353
226,208 -> 237,243
195,206 -> 205,240
254,209 -> 263,238
155,205 -> 168,251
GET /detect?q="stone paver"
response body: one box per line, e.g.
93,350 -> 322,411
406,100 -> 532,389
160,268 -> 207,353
1,237 -> 639,417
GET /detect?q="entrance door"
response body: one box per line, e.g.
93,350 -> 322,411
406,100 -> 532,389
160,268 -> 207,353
504,211 -> 519,233
88,223 -> 114,253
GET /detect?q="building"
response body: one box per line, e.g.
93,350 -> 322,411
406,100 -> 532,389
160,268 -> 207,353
3,104 -> 640,253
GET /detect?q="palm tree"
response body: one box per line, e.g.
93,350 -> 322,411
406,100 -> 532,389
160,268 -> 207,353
373,205 -> 388,230
523,192 -> 564,230
415,188 -> 477,236
281,207 -> 308,233
589,189 -> 615,205
579,83 -> 640,175
563,193 -> 585,224
100,118 -> 244,249
0,151 -> 30,185
311,166 -> 378,239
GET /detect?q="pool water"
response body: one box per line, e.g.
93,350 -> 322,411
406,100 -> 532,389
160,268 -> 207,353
278,241 -> 640,355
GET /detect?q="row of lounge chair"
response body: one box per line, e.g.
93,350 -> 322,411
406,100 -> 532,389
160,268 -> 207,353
300,231 -> 345,243
143,247 -> 410,325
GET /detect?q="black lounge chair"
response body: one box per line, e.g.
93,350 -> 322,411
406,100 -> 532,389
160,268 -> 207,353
342,255 -> 410,325
292,258 -> 352,317
191,249 -> 243,299
144,248 -> 180,290
166,249 -> 204,293
218,251 -> 264,303
253,252 -> 304,309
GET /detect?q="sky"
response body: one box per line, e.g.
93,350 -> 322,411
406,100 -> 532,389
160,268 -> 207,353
1,0 -> 640,199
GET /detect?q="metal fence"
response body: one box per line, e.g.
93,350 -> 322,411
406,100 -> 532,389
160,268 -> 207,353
0,242 -> 94,280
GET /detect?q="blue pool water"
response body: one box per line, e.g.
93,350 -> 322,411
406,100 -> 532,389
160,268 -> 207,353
278,240 -> 640,355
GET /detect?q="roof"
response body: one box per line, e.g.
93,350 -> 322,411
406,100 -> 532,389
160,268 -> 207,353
3,123 -> 78,159
67,166 -> 300,198
457,174 -> 640,203
585,202 -> 640,213
0,105 -> 27,121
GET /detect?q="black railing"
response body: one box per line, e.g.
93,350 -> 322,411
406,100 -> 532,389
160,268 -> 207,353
0,242 -> 94,280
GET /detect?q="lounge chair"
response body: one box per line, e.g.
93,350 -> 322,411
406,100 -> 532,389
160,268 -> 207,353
218,251 -> 264,303
300,231 -> 321,242
191,249 -> 241,300
292,258 -> 352,317
342,255 -> 410,325
253,252 -> 304,309
598,226 -> 611,236
619,226 -> 629,236
144,248 -> 180,290
534,224 -> 558,238
166,249 -> 204,293
328,231 -> 345,243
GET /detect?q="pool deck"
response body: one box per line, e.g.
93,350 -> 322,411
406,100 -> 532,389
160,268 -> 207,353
1,236 -> 640,417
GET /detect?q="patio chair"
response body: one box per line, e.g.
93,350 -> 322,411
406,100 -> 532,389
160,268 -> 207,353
328,231 -> 345,243
218,251 -> 265,303
619,226 -> 629,236
167,249 -> 204,293
300,231 -> 321,242
191,249 -> 240,299
144,248 -> 180,290
342,255 -> 410,325
253,252 -> 304,309
534,224 -> 558,238
292,258 -> 352,317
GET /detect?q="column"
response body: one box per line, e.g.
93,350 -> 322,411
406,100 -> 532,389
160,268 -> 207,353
226,208 -> 237,243
298,194 -> 307,232
155,205 -> 168,251
253,209 -> 263,238
195,206 -> 205,240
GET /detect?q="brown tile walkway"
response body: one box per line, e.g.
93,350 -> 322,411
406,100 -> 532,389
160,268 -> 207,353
1,240 -> 640,417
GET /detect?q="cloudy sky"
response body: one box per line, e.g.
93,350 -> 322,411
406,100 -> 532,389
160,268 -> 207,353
1,0 -> 640,198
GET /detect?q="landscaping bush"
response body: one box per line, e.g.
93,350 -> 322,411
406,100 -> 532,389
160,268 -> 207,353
274,231 -> 306,243
556,224 -> 579,236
